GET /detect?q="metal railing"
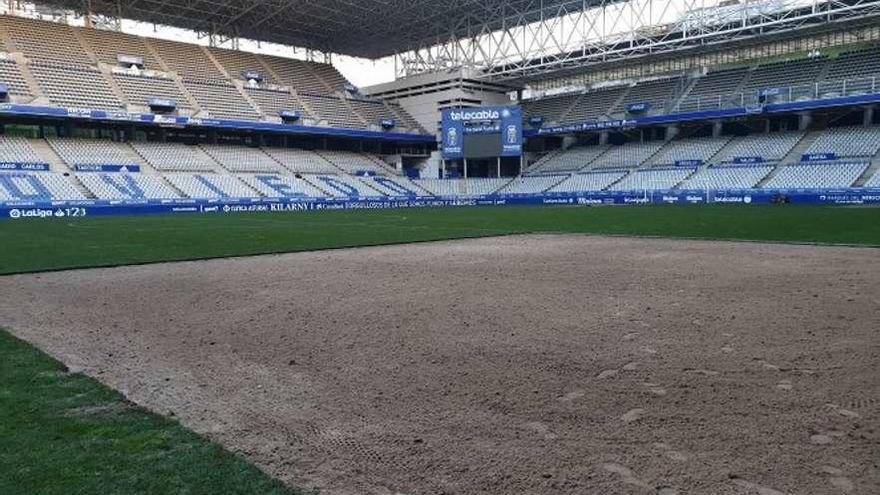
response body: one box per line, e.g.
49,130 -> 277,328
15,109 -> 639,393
674,75 -> 880,113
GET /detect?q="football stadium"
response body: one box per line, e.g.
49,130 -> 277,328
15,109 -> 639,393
0,0 -> 879,494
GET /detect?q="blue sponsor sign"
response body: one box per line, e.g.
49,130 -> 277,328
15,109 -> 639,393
279,109 -> 301,121
148,97 -> 177,110
675,159 -> 703,167
0,162 -> 50,171
4,187 -> 880,221
379,118 -> 396,129
627,102 -> 650,113
441,106 -> 522,159
528,116 -> 545,127
802,153 -> 836,162
760,87 -> 783,97
117,54 -> 144,67
74,164 -> 141,173
242,71 -> 264,82
733,156 -> 764,164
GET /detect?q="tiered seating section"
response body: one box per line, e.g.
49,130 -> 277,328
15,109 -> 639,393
49,138 -> 139,166
0,171 -> 85,201
77,173 -> 177,200
2,125 -> 879,203
0,15 -> 423,133
0,136 -> 44,163
523,45 -> 880,123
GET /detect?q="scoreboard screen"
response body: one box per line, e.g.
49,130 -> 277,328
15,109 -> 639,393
441,106 -> 522,160
463,134 -> 502,159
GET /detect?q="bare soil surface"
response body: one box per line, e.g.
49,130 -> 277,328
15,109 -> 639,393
1,235 -> 878,495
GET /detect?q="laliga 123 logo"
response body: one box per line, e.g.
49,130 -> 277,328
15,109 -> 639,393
8,208 -> 20,219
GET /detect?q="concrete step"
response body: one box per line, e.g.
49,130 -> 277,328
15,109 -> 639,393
757,131 -> 821,188
27,138 -> 68,172
853,153 -> 880,187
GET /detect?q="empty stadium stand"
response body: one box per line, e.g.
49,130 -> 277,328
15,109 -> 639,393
245,87 -> 309,121
717,132 -> 804,163
0,15 -> 92,66
566,87 -> 628,122
131,142 -> 218,172
864,170 -> 880,188
649,136 -> 731,166
805,126 -> 880,157
165,173 -> 257,198
299,94 -> 365,129
416,178 -> 509,196
680,165 -> 774,190
310,174 -> 384,198
29,62 -> 122,111
613,77 -> 681,116
239,174 -> 326,198
319,150 -> 387,175
0,136 -> 46,164
79,27 -> 164,71
0,15 -> 424,133
678,67 -> 749,111
259,54 -> 331,94
549,171 -> 629,193
763,162 -> 868,189
0,58 -> 32,98
200,145 -> 282,173
521,93 -> 579,125
365,176 -> 429,197
497,175 -> 563,195
0,172 -> 85,201
183,79 -> 260,120
527,146 -> 608,175
608,167 -> 695,191
825,46 -> 880,82
48,138 -> 141,167
591,141 -> 664,169
112,72 -> 193,113
261,148 -> 339,174
78,172 -> 179,200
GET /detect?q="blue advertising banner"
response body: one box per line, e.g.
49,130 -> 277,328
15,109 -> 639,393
759,87 -> 783,97
4,188 -> 880,221
441,106 -> 522,159
627,102 -> 651,113
527,116 -> 545,127
147,97 -> 177,110
733,156 -> 764,164
0,162 -> 50,171
674,160 -> 703,167
802,153 -> 837,162
500,106 -> 523,157
74,164 -> 141,173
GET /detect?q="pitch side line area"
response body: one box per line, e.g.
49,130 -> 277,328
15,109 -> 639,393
1,205 -> 879,275
1,235 -> 877,494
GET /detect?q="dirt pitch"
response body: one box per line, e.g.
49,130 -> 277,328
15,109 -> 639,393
1,235 -> 878,495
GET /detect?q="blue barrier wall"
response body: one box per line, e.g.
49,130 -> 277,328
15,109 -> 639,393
3,188 -> 879,220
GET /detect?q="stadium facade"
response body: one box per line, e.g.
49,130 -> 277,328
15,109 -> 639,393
2,0 -> 880,219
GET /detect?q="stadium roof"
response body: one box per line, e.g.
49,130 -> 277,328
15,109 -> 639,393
40,0 -> 611,59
